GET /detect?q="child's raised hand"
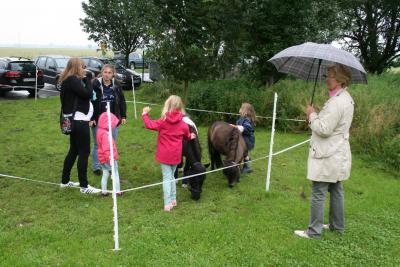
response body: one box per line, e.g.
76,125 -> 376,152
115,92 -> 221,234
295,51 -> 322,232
142,106 -> 151,114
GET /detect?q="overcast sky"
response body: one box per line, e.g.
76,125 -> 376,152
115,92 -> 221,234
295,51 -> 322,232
0,0 -> 95,47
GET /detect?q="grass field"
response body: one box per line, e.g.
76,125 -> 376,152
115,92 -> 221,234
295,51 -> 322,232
0,92 -> 399,266
0,47 -> 110,59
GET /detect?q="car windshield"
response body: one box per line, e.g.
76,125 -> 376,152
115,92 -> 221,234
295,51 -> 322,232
55,58 -> 68,68
9,62 -> 36,71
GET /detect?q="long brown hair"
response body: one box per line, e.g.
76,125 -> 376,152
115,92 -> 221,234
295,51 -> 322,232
239,102 -> 257,125
59,58 -> 86,84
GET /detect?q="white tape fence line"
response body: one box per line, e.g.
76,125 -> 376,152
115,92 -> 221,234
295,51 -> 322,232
126,100 -> 306,122
0,138 -> 310,195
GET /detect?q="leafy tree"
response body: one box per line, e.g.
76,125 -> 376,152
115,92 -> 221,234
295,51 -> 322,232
240,0 -> 342,86
81,0 -> 154,66
148,0 -> 216,101
340,0 -> 400,74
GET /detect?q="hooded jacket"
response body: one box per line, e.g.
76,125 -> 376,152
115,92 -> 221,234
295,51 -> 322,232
91,78 -> 126,124
96,112 -> 119,164
142,110 -> 192,165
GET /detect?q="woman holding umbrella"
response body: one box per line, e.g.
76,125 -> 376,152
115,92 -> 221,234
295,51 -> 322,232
295,64 -> 355,239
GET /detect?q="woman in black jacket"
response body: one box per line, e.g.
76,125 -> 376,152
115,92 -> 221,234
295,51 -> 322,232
90,64 -> 127,175
59,58 -> 100,194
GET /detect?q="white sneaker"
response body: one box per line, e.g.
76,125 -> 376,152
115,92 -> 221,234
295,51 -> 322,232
322,224 -> 330,230
80,185 -> 101,194
60,181 -> 80,188
294,230 -> 310,239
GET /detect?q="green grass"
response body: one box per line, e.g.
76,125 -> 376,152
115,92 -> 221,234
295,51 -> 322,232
0,93 -> 399,266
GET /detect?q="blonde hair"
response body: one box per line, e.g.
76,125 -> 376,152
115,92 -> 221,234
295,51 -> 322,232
327,64 -> 352,88
161,95 -> 185,119
239,102 -> 256,125
101,64 -> 116,77
59,58 -> 86,84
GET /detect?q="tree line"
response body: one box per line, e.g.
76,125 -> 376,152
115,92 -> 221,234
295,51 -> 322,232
81,0 -> 400,93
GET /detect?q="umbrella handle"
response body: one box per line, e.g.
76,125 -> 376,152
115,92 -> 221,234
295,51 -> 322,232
310,59 -> 322,105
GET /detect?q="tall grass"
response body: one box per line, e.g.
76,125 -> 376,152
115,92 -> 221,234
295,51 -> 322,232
138,73 -> 400,172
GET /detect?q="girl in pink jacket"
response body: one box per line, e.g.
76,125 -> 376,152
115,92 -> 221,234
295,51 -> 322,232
142,95 -> 195,211
96,112 -> 121,196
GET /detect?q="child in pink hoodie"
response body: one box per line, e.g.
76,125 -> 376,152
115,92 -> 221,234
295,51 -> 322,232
96,112 -> 121,196
142,95 -> 195,211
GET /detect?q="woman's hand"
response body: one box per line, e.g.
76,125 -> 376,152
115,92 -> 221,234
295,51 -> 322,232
305,104 -> 315,120
121,118 -> 127,125
190,133 -> 196,139
142,106 -> 151,114
89,120 -> 96,127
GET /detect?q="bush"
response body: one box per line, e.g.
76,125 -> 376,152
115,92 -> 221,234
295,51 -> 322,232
138,73 -> 400,172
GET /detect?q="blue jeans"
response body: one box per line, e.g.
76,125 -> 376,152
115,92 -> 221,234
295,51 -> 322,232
92,125 -> 118,171
101,160 -> 120,193
161,164 -> 177,206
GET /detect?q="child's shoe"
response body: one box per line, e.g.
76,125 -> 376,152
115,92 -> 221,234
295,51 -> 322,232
164,204 -> 173,212
241,162 -> 253,173
171,200 -> 177,207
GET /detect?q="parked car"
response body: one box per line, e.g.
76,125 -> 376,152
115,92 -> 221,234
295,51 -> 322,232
80,57 -> 141,89
0,57 -> 44,96
112,51 -> 148,69
34,55 -> 94,91
128,52 -> 148,69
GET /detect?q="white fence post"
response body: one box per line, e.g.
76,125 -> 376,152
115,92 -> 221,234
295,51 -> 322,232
131,75 -> 137,119
266,92 -> 278,192
106,102 -> 120,251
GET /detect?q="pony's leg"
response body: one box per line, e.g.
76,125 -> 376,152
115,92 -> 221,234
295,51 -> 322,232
215,152 -> 223,168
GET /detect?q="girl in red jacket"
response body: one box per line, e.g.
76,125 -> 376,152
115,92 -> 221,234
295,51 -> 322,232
142,95 -> 195,211
96,112 -> 122,196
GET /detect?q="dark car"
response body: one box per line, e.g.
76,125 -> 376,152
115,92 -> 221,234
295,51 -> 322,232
81,57 -> 141,90
34,55 -> 94,91
0,57 -> 44,96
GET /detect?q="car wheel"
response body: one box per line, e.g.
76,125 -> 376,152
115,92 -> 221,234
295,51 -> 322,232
55,77 -> 61,91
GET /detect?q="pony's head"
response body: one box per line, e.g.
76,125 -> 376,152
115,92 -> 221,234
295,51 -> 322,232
223,160 -> 240,187
187,162 -> 209,200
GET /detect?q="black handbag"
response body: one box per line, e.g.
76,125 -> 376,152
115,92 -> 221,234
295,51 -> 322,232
60,88 -> 78,135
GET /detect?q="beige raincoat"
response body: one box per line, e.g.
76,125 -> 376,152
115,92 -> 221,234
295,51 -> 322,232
307,89 -> 355,183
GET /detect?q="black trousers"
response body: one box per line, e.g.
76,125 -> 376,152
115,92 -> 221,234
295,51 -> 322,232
61,120 -> 90,188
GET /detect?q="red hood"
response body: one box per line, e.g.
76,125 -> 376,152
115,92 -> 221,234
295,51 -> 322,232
98,112 -> 119,130
165,110 -> 184,124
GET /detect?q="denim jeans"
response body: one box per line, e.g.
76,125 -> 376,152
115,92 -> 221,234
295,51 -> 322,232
92,125 -> 118,171
101,160 -> 120,193
161,164 -> 177,206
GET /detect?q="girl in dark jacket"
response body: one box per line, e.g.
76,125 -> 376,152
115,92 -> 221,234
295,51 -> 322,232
60,58 -> 101,194
233,103 -> 256,173
89,64 -> 127,175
